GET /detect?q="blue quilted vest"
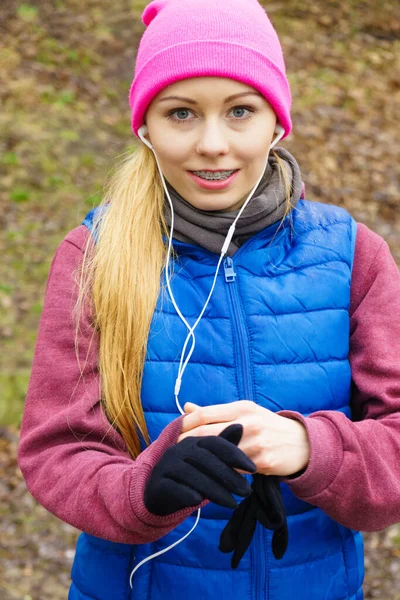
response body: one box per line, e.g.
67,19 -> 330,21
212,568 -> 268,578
69,199 -> 364,600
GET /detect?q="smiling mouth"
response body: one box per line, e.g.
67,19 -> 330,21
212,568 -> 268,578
188,169 -> 239,180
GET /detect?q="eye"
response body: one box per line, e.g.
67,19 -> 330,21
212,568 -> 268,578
230,106 -> 255,120
165,105 -> 256,124
166,108 -> 194,123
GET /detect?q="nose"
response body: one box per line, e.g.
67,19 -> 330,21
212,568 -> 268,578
195,120 -> 229,157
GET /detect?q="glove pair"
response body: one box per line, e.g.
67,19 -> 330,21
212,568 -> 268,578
144,423 -> 257,516
144,422 -> 288,569
219,473 -> 288,568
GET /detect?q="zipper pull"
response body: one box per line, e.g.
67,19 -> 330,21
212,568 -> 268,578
223,256 -> 236,283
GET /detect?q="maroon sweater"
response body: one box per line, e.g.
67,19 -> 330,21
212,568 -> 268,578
17,222 -> 400,543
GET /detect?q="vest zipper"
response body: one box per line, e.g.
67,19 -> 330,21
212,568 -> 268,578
224,257 -> 267,598
223,256 -> 252,400
254,523 -> 268,598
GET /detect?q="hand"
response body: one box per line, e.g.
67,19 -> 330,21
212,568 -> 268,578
144,424 -> 256,516
178,400 -> 310,477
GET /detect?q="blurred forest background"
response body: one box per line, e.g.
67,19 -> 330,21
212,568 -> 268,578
1,0 -> 400,598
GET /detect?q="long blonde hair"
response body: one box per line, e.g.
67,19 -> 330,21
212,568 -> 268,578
75,144 -> 293,459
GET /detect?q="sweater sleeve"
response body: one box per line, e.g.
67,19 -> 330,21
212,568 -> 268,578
17,226 -> 205,544
278,222 -> 400,532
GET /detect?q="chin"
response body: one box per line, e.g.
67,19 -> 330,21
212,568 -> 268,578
195,199 -> 237,212
194,191 -> 243,210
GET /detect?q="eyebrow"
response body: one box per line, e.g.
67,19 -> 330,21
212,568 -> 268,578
157,91 -> 263,104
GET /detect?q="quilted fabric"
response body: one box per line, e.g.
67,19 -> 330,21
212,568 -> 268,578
70,199 -> 363,600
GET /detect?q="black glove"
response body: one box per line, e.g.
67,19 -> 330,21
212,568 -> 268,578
144,424 -> 257,516
219,473 -> 288,568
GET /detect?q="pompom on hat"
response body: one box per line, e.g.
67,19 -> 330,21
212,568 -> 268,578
129,0 -> 292,139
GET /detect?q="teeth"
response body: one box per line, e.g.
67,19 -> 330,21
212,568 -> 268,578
192,170 -> 236,180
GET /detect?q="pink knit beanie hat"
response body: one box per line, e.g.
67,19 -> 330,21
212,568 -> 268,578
129,0 -> 292,139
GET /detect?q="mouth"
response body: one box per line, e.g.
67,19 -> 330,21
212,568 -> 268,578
188,169 -> 239,180
187,169 -> 240,190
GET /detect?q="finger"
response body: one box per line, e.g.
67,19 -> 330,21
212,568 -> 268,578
231,494 -> 259,569
179,422 -> 231,442
198,436 -> 256,474
180,402 -> 243,433
184,450 -> 253,497
257,507 -> 285,531
145,477 -> 204,516
165,462 -> 239,509
272,521 -> 289,559
253,474 -> 284,510
253,474 -> 286,528
219,496 -> 252,553
218,423 -> 243,446
183,402 -> 199,413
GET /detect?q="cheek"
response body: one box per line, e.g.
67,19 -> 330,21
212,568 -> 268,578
153,142 -> 190,172
242,139 -> 272,162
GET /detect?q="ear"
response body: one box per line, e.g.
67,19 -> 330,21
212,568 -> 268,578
138,124 -> 153,150
138,124 -> 149,137
270,124 -> 285,150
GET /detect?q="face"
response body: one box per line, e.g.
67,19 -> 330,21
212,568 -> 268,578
143,77 -> 277,212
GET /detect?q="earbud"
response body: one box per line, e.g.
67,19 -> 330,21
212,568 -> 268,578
138,124 -> 153,149
270,123 -> 285,150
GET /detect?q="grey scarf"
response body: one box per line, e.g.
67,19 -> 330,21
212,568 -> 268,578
164,147 -> 303,257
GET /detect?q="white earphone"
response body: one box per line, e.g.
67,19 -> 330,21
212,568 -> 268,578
129,116 -> 286,589
138,124 -> 152,148
270,123 -> 285,149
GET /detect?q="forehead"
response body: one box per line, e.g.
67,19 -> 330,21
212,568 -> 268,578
156,77 -> 261,103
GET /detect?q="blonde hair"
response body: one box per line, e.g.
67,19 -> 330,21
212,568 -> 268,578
75,145 -> 293,459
